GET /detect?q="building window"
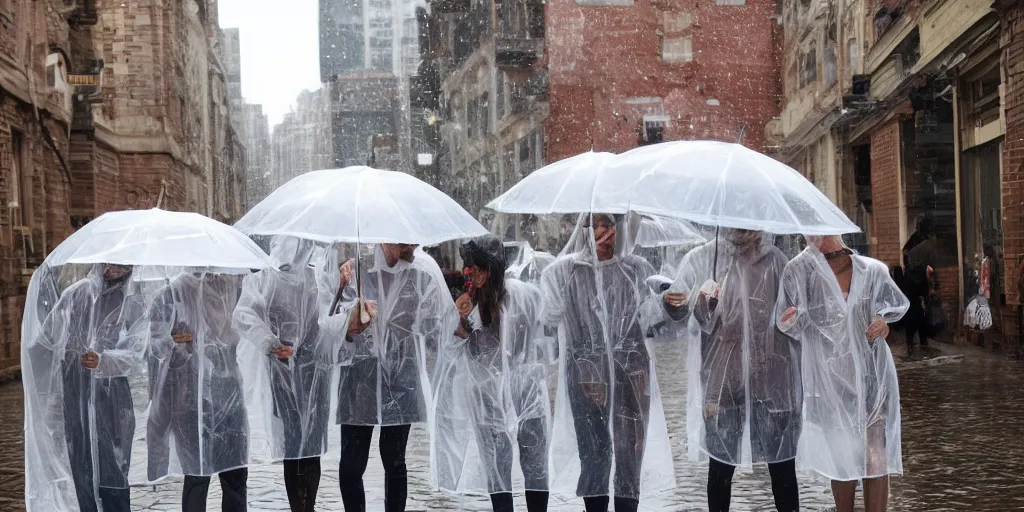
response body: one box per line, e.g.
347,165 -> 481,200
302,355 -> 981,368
800,49 -> 817,88
662,37 -> 693,63
823,48 -> 837,88
575,0 -> 633,6
9,131 -> 25,227
496,72 -> 506,120
847,38 -> 859,79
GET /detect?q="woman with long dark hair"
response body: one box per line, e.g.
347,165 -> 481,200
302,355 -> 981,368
432,235 -> 551,512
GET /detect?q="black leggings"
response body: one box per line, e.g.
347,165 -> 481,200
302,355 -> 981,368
707,457 -> 799,512
182,467 -> 248,512
284,457 -> 321,512
338,424 -> 411,512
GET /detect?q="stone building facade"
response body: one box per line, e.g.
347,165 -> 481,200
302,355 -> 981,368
66,0 -> 246,224
0,0 -> 76,375
0,0 -> 246,373
243,103 -> 272,208
778,0 -> 1024,351
270,87 -> 333,189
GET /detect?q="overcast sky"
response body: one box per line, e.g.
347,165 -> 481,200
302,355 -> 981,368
219,0 -> 322,127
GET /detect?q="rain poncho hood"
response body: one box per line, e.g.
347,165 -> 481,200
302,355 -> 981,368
22,264 -> 146,511
504,241 -> 555,286
540,212 -> 675,501
776,243 -> 909,480
319,245 -> 457,426
668,230 -> 801,466
146,271 -> 250,480
432,235 -> 551,494
235,236 -> 335,461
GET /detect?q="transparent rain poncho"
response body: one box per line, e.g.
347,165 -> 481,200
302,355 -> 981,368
432,277 -> 550,494
667,230 -> 802,466
146,272 -> 251,480
318,246 -> 457,426
776,245 -> 909,481
540,213 -> 675,501
504,241 -> 556,286
234,237 -> 335,461
22,264 -> 147,511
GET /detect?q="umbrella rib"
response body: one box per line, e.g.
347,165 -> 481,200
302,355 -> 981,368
742,150 -> 804,230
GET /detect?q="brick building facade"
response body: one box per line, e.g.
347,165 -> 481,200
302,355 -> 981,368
428,0 -> 782,242
0,0 -> 246,374
0,0 -> 76,376
998,0 -> 1024,308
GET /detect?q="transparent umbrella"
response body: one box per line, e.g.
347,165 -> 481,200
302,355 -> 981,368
46,208 -> 274,272
636,214 -> 706,248
235,166 -> 489,245
485,151 -> 619,214
602,140 -> 860,236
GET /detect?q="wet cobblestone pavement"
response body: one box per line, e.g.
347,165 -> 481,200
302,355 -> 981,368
2,340 -> 1023,511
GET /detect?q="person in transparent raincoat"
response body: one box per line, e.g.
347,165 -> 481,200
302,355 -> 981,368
540,213 -> 675,512
22,263 -> 145,512
146,271 -> 250,512
319,243 -> 458,512
776,236 -> 908,512
504,240 -> 555,286
234,236 -> 333,512
432,235 -> 551,512
663,228 -> 801,512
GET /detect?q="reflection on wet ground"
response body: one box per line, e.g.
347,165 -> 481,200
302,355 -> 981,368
2,341 -> 1023,510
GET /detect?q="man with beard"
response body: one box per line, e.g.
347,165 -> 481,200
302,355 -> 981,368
146,272 -> 250,511
32,264 -> 144,512
321,243 -> 457,512
664,229 -> 801,512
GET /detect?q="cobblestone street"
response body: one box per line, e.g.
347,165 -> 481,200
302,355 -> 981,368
3,341 -> 1023,511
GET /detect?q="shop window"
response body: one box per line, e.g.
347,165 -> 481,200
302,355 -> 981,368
960,141 -> 1003,301
900,100 -> 957,268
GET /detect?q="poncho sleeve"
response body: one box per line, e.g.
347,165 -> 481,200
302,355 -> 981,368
233,272 -> 278,353
539,257 -> 571,329
869,259 -> 910,323
93,292 -> 148,378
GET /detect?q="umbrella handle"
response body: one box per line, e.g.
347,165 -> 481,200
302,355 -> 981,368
328,286 -> 345,317
712,225 -> 720,281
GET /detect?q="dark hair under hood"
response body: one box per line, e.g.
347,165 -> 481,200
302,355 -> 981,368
459,234 -> 508,330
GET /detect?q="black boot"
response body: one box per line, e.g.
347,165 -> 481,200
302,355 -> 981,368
613,497 -> 639,512
525,490 -> 549,512
583,496 -> 610,512
490,492 -> 514,512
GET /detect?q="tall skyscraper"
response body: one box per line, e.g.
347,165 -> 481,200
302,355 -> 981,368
319,0 -> 424,172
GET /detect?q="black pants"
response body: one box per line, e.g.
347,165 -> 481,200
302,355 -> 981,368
284,457 -> 321,512
182,467 -> 248,512
576,495 -> 639,512
489,490 -> 550,512
338,424 -> 411,512
707,457 -> 799,512
479,416 -> 550,492
904,300 -> 928,350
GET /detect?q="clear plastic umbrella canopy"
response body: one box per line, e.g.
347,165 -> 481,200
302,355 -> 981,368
485,151 -> 619,214
636,215 -> 706,248
601,140 -> 860,235
235,166 -> 489,245
45,208 -> 273,272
